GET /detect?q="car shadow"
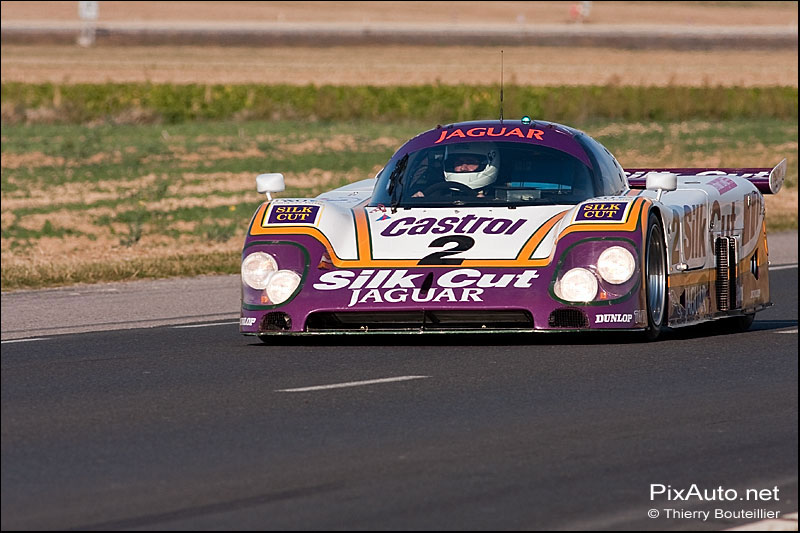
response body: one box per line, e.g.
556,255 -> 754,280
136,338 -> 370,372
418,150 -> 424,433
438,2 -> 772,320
245,318 -> 797,348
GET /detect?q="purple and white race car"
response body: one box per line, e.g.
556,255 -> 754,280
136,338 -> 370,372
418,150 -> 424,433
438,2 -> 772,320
240,119 -> 786,341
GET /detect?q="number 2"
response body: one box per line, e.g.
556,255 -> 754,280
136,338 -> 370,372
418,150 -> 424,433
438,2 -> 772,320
418,236 -> 475,265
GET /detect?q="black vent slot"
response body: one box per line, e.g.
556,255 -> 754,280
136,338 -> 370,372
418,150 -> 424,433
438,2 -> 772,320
715,237 -> 737,311
306,310 -> 533,332
548,308 -> 589,329
261,312 -> 292,331
750,249 -> 759,280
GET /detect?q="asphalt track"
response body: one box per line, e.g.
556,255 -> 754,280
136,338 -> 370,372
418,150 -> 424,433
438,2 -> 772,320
1,266 -> 797,530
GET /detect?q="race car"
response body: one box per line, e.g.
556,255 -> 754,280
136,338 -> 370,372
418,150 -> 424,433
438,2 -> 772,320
240,118 -> 786,340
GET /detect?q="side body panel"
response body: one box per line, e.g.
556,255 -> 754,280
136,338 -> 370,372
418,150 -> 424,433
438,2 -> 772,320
633,176 -> 770,327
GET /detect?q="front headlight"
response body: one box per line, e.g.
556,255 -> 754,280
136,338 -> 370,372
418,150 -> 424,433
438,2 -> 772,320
266,270 -> 302,304
558,267 -> 598,302
242,252 -> 277,289
597,246 -> 636,284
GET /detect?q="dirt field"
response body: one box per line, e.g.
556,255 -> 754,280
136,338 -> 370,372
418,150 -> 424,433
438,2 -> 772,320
2,44 -> 797,86
2,1 -> 797,86
2,1 -> 797,27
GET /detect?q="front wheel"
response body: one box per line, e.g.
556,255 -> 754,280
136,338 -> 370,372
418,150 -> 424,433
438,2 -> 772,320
643,213 -> 668,341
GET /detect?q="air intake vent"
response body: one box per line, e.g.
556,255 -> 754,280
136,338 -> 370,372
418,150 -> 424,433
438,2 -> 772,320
306,310 -> 533,332
548,308 -> 589,329
715,237 -> 737,311
261,312 -> 292,331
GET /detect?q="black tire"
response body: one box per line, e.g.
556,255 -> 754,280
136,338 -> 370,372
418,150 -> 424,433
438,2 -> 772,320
642,213 -> 668,341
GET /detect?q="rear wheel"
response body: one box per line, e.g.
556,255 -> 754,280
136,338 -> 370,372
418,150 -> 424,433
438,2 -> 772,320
643,213 -> 667,341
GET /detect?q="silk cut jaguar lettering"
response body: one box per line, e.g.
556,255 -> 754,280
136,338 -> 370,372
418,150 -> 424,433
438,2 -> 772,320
313,268 -> 540,307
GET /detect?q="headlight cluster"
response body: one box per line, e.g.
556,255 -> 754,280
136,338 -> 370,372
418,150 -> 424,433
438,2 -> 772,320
241,252 -> 301,304
555,245 -> 636,303
597,246 -> 636,285
241,252 -> 277,290
558,267 -> 598,302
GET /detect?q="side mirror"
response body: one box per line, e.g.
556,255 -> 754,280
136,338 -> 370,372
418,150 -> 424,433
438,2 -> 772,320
645,172 -> 677,202
256,173 -> 285,200
769,158 -> 786,194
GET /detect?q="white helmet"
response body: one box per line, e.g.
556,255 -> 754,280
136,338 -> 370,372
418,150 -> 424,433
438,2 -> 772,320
443,142 -> 500,190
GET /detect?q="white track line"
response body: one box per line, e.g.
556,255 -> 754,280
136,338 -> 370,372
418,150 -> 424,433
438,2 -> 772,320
1,337 -> 47,344
276,375 -> 430,393
172,321 -> 239,329
770,264 -> 798,271
776,329 -> 797,334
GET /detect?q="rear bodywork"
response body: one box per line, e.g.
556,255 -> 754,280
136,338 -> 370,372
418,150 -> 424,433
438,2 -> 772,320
627,165 -> 783,327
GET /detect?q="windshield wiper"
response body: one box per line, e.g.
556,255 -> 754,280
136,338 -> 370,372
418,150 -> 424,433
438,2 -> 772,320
387,154 -> 409,212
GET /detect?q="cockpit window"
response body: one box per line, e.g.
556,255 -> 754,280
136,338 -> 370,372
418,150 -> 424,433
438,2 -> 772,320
371,141 -> 595,208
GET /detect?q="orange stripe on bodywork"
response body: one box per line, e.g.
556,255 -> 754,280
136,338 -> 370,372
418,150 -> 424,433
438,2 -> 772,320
517,210 -> 568,260
459,210 -> 569,267
640,198 -> 653,241
668,268 -> 714,288
354,208 -> 371,262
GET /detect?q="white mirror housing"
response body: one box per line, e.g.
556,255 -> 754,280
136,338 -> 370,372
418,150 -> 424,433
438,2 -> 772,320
256,173 -> 285,199
769,158 -> 786,194
645,172 -> 677,201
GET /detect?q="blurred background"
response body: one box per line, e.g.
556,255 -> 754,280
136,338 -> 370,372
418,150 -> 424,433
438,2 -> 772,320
1,1 -> 797,289
2,1 -> 798,85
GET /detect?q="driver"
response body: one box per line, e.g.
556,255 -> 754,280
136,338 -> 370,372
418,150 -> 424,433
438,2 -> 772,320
412,142 -> 500,198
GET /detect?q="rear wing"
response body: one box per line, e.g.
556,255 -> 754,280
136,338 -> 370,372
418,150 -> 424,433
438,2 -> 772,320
625,159 -> 787,195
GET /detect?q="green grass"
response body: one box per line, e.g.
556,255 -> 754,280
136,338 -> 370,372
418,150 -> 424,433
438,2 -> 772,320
1,120 -> 412,189
3,83 -> 797,125
0,251 -> 240,290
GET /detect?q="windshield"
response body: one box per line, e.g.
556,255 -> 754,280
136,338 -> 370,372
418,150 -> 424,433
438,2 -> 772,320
371,141 -> 595,208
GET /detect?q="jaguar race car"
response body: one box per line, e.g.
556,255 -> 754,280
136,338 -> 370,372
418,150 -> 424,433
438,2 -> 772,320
240,119 -> 786,340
